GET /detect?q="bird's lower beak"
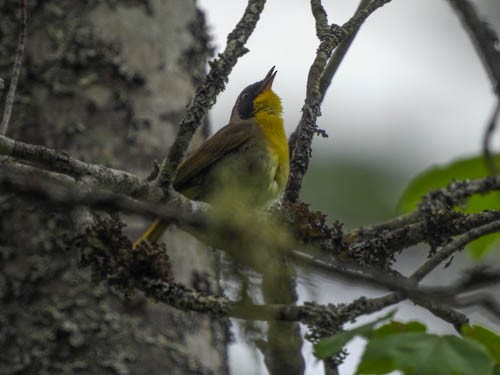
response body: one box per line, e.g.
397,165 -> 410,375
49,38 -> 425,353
259,66 -> 277,93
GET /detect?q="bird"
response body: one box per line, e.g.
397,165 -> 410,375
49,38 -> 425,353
133,67 -> 289,248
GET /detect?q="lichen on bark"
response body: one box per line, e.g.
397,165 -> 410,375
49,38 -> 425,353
0,1 -> 227,374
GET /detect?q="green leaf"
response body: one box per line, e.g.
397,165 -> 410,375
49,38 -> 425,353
398,155 -> 500,213
462,324 -> 500,364
313,310 -> 396,359
372,321 -> 426,338
398,155 -> 500,259
468,233 -> 500,260
357,332 -> 494,375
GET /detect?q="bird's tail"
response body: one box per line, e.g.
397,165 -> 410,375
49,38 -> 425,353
132,219 -> 169,249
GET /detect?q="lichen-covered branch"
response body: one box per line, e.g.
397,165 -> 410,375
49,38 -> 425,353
0,165 -> 207,229
157,0 -> 267,190
0,134 -> 162,201
143,277 -> 436,328
418,175 -> 500,211
345,212 -> 420,241
285,0 -> 392,203
4,141 -> 500,280
7,157 -> 498,326
73,216 -> 405,328
347,210 -> 500,268
410,220 -> 500,282
291,248 -> 499,320
345,176 -> 500,267
137,278 -> 406,329
8,163 -> 499,325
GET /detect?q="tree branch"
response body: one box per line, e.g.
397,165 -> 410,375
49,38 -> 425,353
448,0 -> 500,185
4,127 -> 500,339
347,210 -> 500,268
410,220 -> 500,282
8,159 -> 494,326
0,134 -> 162,201
410,297 -> 468,332
291,248 -> 500,321
6,163 -> 494,322
448,0 -> 500,95
285,0 -> 392,203
346,176 -> 500,267
0,165 -> 207,229
345,212 -> 420,241
319,0 -> 371,103
0,0 -> 27,136
157,0 -> 267,191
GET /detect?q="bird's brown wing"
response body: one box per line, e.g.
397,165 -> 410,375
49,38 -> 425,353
173,119 -> 259,198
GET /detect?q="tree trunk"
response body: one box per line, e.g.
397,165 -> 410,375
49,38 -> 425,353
0,1 -> 228,374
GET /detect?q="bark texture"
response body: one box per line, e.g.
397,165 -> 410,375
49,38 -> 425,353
0,1 -> 228,374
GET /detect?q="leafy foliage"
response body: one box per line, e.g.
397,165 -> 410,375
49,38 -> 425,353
398,155 -> 500,258
314,316 -> 499,375
371,320 -> 426,338
462,324 -> 500,364
357,332 -> 494,375
313,310 -> 396,359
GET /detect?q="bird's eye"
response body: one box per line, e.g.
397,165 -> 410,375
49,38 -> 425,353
241,93 -> 249,100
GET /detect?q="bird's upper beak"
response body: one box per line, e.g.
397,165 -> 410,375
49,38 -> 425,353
259,66 -> 277,93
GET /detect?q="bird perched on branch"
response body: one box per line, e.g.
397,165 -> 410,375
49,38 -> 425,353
133,67 -> 289,248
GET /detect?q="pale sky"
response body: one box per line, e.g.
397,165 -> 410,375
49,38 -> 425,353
198,0 -> 499,175
197,1 -> 500,374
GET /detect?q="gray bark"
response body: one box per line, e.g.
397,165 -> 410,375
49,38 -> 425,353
0,1 -> 228,374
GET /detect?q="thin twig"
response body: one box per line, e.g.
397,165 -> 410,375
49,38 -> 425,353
292,249 -> 500,306
448,0 -> 500,95
285,0 -> 392,203
410,297 -> 468,332
288,0 -> 371,160
418,175 -> 500,213
157,0 -> 267,191
410,219 -> 500,282
455,292 -> 500,319
345,211 -> 420,241
1,156 -> 75,185
319,0 -> 371,103
0,0 -> 27,135
483,100 -> 500,175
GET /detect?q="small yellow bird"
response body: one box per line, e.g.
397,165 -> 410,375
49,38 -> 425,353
133,67 -> 289,247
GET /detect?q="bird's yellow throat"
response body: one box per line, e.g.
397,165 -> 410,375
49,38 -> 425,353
253,88 -> 289,192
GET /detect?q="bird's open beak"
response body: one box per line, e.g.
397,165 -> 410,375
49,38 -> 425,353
259,66 -> 277,93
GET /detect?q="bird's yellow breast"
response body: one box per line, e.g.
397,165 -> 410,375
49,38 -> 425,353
253,89 -> 289,195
